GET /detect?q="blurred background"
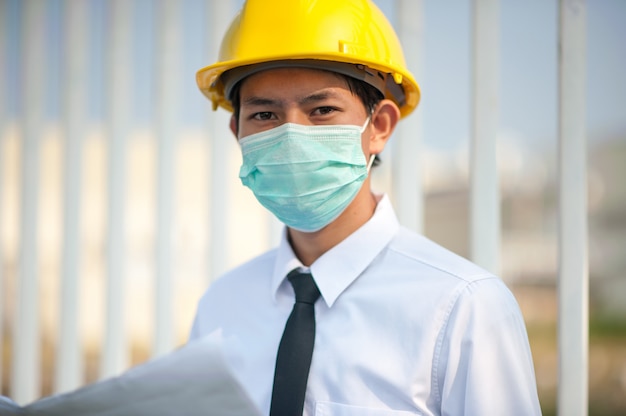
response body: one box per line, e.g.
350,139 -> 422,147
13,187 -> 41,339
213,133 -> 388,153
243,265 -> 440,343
1,0 -> 625,414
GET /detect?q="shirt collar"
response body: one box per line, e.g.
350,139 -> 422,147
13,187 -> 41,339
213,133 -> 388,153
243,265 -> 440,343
272,194 -> 399,307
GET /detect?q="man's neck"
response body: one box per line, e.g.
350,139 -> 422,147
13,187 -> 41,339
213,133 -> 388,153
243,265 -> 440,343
287,188 -> 378,266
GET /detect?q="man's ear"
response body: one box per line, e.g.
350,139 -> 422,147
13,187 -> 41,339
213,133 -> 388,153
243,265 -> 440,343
368,99 -> 401,156
229,115 -> 238,138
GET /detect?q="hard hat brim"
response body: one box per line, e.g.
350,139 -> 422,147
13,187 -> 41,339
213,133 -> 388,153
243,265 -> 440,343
196,54 -> 420,118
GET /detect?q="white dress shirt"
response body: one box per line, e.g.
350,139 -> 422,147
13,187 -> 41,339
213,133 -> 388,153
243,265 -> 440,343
190,195 -> 541,415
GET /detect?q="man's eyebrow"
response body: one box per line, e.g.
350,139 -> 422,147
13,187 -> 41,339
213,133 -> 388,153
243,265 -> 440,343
299,90 -> 342,105
242,96 -> 284,107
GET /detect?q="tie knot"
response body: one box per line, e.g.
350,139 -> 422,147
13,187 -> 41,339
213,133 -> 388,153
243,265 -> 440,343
287,270 -> 321,305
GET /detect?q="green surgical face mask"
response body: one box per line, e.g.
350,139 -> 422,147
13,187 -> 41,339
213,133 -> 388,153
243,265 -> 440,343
238,119 -> 373,232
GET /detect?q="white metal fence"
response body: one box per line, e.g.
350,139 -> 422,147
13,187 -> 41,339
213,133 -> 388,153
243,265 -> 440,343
0,0 -> 588,414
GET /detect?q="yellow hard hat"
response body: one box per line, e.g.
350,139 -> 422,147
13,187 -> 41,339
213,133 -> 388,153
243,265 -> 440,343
196,0 -> 420,118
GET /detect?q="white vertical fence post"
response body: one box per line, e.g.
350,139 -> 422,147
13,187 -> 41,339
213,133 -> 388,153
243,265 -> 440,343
206,0 -> 234,283
0,0 -> 8,394
470,0 -> 500,275
153,0 -> 182,357
558,0 -> 588,414
55,0 -> 89,393
394,0 -> 424,234
13,0 -> 46,404
101,0 -> 133,379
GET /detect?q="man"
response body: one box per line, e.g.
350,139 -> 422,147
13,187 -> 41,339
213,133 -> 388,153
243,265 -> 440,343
190,0 -> 541,415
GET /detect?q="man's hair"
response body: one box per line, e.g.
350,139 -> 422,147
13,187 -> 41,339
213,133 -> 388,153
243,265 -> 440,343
228,71 -> 384,124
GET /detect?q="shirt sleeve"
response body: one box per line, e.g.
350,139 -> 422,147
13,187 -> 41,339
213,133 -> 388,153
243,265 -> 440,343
435,277 -> 542,416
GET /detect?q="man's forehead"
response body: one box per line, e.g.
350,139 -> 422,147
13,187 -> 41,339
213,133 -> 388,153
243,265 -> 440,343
221,59 -> 386,102
239,67 -> 352,100
241,67 -> 347,87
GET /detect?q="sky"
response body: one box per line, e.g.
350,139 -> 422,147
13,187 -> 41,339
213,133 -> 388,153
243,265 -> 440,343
2,0 -> 625,153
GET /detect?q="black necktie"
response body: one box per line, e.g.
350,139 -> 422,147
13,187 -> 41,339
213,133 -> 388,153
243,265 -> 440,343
270,269 -> 321,416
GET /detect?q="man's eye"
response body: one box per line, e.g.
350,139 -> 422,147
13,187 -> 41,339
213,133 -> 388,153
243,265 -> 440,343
253,112 -> 274,120
313,106 -> 335,116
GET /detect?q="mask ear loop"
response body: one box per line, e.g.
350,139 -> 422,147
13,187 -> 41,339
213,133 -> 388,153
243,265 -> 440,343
367,154 -> 377,173
359,116 -> 372,133
361,115 -> 377,173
